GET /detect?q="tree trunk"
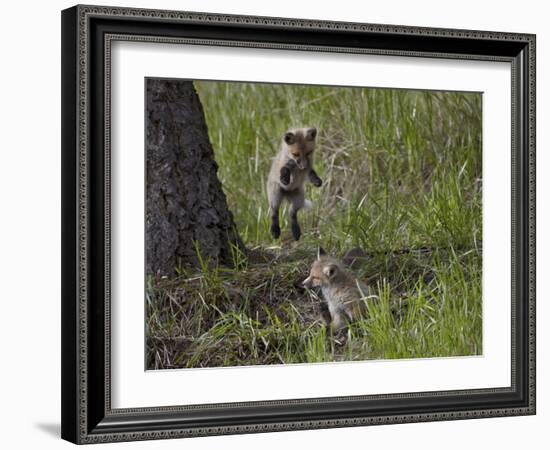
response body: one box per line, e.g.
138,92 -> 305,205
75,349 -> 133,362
146,78 -> 244,275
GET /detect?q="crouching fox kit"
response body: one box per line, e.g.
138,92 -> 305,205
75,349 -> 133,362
267,127 -> 322,240
303,248 -> 375,332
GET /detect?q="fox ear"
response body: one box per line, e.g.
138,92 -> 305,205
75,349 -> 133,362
307,127 -> 317,140
317,247 -> 327,259
323,264 -> 337,278
284,132 -> 295,145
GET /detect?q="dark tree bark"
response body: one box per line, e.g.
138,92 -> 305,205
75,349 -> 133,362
146,79 -> 244,275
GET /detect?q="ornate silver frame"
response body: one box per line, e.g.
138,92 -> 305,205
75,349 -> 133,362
61,4 -> 536,444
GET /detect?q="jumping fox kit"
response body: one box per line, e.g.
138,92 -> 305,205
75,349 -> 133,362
303,248 -> 374,332
267,127 -> 322,241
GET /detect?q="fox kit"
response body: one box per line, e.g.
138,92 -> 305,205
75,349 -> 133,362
267,127 -> 322,241
303,248 -> 374,332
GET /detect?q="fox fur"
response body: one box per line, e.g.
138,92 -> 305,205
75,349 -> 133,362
266,127 -> 322,240
303,248 -> 374,332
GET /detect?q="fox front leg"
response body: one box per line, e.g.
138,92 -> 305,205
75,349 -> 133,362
319,302 -> 333,327
308,169 -> 322,187
330,312 -> 346,333
280,159 -> 297,186
329,312 -> 349,345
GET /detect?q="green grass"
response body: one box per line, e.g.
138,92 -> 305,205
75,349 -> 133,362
146,81 -> 482,369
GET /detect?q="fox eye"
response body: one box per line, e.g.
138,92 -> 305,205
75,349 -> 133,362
323,264 -> 337,278
292,152 -> 300,157
284,132 -> 296,145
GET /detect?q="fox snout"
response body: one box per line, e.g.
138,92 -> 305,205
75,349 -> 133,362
302,276 -> 313,288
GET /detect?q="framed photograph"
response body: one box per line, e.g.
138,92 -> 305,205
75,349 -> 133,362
61,4 -> 536,444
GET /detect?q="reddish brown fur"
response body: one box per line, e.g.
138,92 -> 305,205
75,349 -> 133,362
303,249 -> 373,332
266,127 -> 321,240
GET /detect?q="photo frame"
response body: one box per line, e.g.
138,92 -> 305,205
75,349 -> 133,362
61,4 -> 536,444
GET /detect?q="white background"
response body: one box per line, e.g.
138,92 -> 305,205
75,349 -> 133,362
113,43 -> 511,408
0,0 -> 546,449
